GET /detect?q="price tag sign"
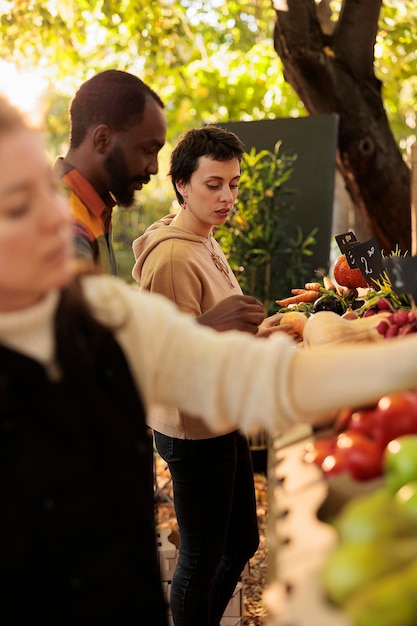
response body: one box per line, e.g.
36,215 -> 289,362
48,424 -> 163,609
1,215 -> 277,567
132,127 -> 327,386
384,255 -> 417,300
348,238 -> 384,284
335,231 -> 358,254
345,242 -> 362,269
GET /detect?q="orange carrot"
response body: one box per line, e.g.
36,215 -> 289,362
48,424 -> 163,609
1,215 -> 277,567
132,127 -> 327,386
291,288 -> 308,295
304,282 -> 322,291
276,290 -> 320,306
323,275 -> 337,291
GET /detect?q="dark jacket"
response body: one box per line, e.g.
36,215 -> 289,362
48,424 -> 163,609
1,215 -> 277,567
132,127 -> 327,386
0,293 -> 168,625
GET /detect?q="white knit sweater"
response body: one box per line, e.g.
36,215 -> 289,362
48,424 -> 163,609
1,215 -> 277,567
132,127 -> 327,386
0,275 -> 299,437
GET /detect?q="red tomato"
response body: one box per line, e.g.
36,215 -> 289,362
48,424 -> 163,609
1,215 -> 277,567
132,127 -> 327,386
349,408 -> 379,439
336,430 -> 384,481
373,391 -> 417,449
320,452 -> 348,476
319,433 -> 354,476
303,437 -> 335,466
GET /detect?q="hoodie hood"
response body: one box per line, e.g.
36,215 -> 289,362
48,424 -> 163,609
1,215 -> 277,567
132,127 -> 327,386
132,213 -> 208,283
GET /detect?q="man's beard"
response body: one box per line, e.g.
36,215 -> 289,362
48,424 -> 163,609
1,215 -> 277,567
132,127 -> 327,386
104,145 -> 136,208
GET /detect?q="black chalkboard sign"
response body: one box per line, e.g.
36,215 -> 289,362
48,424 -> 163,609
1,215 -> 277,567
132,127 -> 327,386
348,238 -> 384,285
335,231 -> 358,254
384,256 -> 417,300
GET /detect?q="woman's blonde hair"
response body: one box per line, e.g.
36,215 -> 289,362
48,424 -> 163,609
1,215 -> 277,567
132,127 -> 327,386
0,94 -> 29,134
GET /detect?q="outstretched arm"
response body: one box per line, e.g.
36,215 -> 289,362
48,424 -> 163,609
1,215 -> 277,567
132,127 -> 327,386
288,335 -> 417,427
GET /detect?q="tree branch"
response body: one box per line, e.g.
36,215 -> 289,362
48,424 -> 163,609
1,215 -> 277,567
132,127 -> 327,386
272,0 -> 412,254
333,0 -> 383,79
273,0 -> 323,56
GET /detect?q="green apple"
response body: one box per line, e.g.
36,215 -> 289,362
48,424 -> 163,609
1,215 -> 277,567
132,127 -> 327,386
345,559 -> 417,626
384,435 -> 417,493
335,486 -> 417,542
321,537 -> 417,606
395,480 -> 417,520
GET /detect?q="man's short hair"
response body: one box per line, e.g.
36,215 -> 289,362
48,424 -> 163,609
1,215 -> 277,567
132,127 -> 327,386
69,69 -> 164,148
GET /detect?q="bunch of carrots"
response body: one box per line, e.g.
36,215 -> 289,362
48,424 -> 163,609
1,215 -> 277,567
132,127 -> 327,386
275,276 -> 351,307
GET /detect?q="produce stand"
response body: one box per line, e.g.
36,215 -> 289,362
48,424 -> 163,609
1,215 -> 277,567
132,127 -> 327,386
264,423 -> 353,626
261,187 -> 417,624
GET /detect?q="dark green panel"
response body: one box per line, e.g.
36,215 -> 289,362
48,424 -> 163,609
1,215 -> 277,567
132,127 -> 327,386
221,115 -> 339,275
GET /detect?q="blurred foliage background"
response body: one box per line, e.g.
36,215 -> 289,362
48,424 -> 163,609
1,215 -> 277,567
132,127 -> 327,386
1,0 -> 417,287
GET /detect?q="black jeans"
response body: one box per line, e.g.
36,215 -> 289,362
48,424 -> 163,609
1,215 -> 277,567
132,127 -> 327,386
154,430 -> 259,626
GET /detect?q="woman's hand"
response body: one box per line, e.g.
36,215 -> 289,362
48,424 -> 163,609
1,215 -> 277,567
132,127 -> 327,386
198,295 -> 265,334
256,312 -> 292,338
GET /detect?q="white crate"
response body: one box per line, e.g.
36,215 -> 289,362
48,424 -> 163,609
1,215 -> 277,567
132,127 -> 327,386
162,581 -> 170,600
157,529 -> 179,582
220,617 -> 243,626
223,581 -> 243,617
157,529 -> 176,558
241,561 -> 250,578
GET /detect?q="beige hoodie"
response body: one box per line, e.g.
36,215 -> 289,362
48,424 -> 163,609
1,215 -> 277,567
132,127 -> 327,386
132,213 -> 243,438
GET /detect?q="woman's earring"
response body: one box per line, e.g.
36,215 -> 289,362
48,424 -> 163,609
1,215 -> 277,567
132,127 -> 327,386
183,199 -> 187,210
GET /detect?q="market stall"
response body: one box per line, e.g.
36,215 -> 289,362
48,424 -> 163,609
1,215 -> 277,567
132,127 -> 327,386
263,226 -> 417,626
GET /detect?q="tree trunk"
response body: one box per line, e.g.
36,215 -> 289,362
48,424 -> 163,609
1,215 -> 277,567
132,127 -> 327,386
272,0 -> 411,255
